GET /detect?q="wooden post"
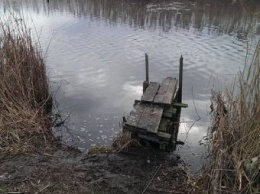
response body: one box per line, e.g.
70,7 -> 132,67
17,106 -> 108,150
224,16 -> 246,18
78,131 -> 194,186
167,56 -> 183,151
143,53 -> 150,93
145,53 -> 149,82
178,56 -> 183,103
175,56 -> 183,146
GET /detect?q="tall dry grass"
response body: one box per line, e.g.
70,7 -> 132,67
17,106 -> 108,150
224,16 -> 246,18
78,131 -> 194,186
199,40 -> 260,193
0,19 -> 55,155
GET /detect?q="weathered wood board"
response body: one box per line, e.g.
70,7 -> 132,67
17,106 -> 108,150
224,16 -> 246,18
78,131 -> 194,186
141,78 -> 178,106
173,102 -> 188,108
125,103 -> 163,134
147,105 -> 164,133
126,103 -> 145,127
162,106 -> 177,118
154,77 -> 178,105
158,119 -> 172,132
141,82 -> 160,102
138,132 -> 174,142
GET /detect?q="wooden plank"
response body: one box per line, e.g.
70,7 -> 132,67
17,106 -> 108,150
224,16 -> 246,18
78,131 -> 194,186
138,134 -> 161,144
137,105 -> 163,133
137,105 -> 153,130
141,82 -> 160,102
125,103 -> 163,134
164,78 -> 178,104
173,102 -> 188,108
153,78 -> 171,104
137,105 -> 154,130
125,103 -> 144,127
123,124 -> 149,135
158,119 -> 171,132
124,121 -> 175,142
146,106 -> 164,133
162,106 -> 177,118
138,133 -> 175,143
157,132 -> 172,140
154,77 -> 178,105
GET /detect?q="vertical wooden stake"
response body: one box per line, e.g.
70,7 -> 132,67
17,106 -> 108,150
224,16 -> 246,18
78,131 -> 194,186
143,53 -> 150,93
167,56 -> 184,151
168,55 -> 183,150
145,53 -> 149,82
178,56 -> 183,103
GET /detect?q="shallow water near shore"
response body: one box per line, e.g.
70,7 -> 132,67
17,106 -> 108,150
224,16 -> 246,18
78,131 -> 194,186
1,0 -> 259,171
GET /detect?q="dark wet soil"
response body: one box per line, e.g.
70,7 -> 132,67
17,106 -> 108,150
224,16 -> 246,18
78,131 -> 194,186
0,148 -> 194,194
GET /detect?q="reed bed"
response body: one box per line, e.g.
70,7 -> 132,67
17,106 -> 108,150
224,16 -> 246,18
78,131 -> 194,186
198,40 -> 260,193
0,19 -> 54,155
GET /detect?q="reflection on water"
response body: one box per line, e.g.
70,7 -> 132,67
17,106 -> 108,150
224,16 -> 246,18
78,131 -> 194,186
1,0 -> 259,171
2,0 -> 259,36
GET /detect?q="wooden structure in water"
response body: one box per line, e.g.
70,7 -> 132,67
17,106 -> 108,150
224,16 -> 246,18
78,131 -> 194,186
123,54 -> 187,150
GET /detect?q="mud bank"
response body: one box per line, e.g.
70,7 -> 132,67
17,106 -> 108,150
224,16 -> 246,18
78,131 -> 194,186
0,148 -> 193,194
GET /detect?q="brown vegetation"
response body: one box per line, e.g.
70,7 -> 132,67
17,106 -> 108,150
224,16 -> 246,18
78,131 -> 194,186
197,41 -> 260,193
0,19 -> 55,155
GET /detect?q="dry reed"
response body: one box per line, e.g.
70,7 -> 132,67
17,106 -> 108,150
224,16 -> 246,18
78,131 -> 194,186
112,129 -> 141,152
198,40 -> 260,193
0,18 -> 54,155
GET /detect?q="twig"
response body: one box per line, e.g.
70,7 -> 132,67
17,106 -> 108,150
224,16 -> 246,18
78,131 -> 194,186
184,86 -> 201,142
34,183 -> 51,194
141,164 -> 162,194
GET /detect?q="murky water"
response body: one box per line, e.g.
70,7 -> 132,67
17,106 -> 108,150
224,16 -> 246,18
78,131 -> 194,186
1,0 -> 259,171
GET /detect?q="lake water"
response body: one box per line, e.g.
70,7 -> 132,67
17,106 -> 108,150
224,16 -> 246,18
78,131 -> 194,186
1,0 -> 259,171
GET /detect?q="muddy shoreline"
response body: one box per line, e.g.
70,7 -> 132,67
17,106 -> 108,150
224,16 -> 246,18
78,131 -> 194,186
0,147 -> 194,194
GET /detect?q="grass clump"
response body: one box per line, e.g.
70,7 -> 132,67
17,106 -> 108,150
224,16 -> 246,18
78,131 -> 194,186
88,129 -> 141,154
88,145 -> 112,154
198,40 -> 260,193
0,19 -> 55,155
112,129 -> 142,152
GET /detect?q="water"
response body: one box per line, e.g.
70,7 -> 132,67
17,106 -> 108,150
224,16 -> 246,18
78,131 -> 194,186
1,0 -> 259,171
